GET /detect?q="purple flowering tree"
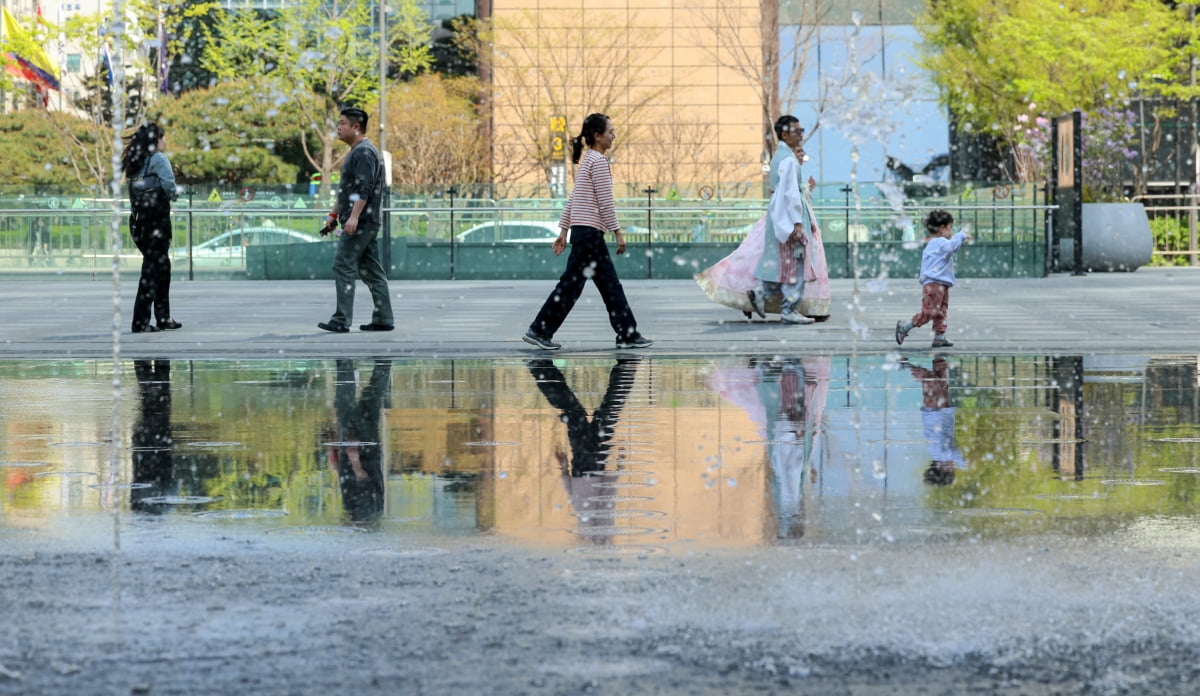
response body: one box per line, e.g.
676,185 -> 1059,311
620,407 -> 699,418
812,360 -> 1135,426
1018,106 -> 1140,202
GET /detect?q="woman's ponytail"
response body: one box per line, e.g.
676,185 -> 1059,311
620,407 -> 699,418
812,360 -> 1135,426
570,113 -> 610,164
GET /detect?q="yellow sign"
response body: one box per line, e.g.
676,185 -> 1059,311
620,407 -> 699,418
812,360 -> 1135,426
550,115 -> 567,158
207,188 -> 222,203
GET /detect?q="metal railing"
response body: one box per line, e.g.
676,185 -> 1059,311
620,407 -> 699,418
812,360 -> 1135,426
1133,192 -> 1200,266
0,182 -> 1051,277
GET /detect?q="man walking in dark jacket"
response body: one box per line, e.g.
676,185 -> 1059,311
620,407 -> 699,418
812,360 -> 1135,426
318,107 -> 394,333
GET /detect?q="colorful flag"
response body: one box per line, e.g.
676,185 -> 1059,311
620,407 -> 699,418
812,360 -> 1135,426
101,41 -> 113,87
156,9 -> 168,93
2,6 -> 60,93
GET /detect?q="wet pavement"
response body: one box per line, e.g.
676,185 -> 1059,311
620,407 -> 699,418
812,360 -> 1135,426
4,273 -> 1200,694
5,354 -> 1200,550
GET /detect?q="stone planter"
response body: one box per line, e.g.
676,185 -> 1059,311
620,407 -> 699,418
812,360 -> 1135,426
1060,202 -> 1153,272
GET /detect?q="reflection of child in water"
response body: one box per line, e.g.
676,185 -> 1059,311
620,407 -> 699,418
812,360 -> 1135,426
901,357 -> 965,486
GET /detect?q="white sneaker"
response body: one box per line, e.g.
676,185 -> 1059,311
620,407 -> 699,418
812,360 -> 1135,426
781,312 -> 814,325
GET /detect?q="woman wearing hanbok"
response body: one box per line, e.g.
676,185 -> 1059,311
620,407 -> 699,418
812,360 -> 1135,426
695,121 -> 830,322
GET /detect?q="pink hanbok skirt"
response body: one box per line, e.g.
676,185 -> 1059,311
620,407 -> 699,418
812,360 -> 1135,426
695,215 -> 831,318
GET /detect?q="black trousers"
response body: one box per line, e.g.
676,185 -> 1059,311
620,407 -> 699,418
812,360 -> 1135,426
526,358 -> 639,476
529,227 -> 638,339
130,209 -> 172,331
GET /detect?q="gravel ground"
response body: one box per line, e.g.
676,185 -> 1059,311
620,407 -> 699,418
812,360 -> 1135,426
3,526 -> 1199,696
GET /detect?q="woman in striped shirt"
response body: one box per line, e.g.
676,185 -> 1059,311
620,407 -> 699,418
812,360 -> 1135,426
524,113 -> 653,351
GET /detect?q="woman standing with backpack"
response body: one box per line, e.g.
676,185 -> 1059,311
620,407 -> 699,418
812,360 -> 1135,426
121,123 -> 181,333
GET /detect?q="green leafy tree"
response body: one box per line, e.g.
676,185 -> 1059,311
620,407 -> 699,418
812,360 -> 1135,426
0,112 -> 100,191
200,0 -> 432,196
150,78 -> 306,186
163,0 -> 224,94
917,0 -> 1198,185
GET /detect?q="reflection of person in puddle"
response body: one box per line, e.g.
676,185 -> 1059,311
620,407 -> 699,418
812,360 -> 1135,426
900,357 -> 965,485
526,358 -> 641,542
327,359 -> 390,523
131,359 -> 174,512
754,357 -> 810,538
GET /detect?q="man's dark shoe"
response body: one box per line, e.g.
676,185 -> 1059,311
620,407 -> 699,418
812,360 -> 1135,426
157,319 -> 183,330
132,325 -> 159,334
931,336 -> 954,348
359,323 -> 395,332
747,290 -> 766,318
523,329 -> 561,351
318,321 -> 350,333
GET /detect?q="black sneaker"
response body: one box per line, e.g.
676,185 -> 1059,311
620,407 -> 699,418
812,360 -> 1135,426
931,336 -> 954,348
616,334 -> 653,349
895,320 -> 908,346
523,330 -> 561,350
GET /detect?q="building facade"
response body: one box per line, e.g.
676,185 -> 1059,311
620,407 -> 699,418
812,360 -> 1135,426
485,0 -> 766,199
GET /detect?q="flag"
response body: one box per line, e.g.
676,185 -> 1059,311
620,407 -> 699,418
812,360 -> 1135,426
2,7 -> 60,93
101,41 -> 113,87
156,9 -> 168,93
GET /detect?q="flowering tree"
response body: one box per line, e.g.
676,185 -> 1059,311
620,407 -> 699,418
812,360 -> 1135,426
1020,107 -> 1139,202
917,0 -> 1196,189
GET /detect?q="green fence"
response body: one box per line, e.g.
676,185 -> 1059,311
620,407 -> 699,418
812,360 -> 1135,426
0,182 -> 1049,280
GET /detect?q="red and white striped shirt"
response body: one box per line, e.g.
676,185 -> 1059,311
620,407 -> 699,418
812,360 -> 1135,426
559,149 -> 620,233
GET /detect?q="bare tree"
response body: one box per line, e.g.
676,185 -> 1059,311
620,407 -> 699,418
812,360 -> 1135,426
633,115 -> 756,197
385,74 -> 489,188
487,9 -> 669,192
689,1 -> 877,175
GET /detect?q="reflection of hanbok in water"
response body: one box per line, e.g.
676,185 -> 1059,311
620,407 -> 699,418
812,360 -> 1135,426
526,358 -> 640,543
708,357 -> 830,539
695,167 -> 830,320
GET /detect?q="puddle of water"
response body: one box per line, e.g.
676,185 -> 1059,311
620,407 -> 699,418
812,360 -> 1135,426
2,354 -> 1200,552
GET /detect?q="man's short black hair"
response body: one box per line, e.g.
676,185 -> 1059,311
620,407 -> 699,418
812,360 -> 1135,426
341,107 -> 369,131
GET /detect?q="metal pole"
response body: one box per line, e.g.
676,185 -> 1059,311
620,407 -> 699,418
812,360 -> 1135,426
378,0 -> 390,276
447,186 -> 457,280
1072,110 -> 1085,275
642,187 -> 656,278
186,186 -> 193,280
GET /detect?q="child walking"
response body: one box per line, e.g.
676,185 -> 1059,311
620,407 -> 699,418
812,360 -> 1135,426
895,210 -> 972,348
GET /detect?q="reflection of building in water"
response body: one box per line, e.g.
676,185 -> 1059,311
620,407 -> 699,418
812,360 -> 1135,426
11,355 -> 1200,540
382,360 -> 772,547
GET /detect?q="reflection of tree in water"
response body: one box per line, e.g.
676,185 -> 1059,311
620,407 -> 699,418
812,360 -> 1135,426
526,358 -> 641,545
327,360 -> 390,524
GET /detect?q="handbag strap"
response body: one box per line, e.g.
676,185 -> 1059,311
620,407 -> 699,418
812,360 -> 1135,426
137,153 -> 156,180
